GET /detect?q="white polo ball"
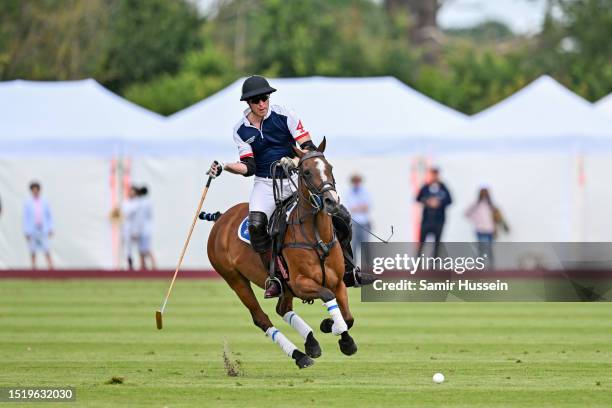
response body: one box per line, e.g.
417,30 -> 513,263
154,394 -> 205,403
433,373 -> 445,384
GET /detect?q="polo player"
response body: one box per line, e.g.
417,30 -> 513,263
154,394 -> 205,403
207,75 -> 368,298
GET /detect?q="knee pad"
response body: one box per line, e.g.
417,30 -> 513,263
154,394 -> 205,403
332,204 -> 352,244
248,211 -> 271,252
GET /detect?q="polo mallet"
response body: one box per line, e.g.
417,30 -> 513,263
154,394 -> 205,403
155,162 -> 218,330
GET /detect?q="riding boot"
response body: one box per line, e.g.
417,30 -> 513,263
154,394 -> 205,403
332,204 -> 377,288
260,250 -> 282,298
248,211 -> 282,299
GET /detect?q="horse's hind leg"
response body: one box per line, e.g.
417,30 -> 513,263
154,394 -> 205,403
276,294 -> 322,359
228,274 -> 314,369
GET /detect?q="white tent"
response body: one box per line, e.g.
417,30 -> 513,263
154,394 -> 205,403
148,76 -> 468,156
0,79 -> 164,156
3,76 -> 612,270
439,76 -> 612,243
452,75 -> 612,150
0,79 -> 165,269
132,77 -> 470,261
594,93 -> 612,119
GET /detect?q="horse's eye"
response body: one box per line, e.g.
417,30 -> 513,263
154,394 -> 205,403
303,169 -> 311,176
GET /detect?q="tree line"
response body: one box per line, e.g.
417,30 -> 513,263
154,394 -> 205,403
0,0 -> 610,116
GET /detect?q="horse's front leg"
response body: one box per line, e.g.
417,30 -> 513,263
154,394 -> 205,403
317,281 -> 358,357
276,294 -> 322,358
293,271 -> 355,349
334,282 -> 357,355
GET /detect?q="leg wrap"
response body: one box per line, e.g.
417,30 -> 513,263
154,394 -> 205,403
266,326 -> 298,357
323,299 -> 348,335
248,211 -> 271,253
283,311 -> 313,340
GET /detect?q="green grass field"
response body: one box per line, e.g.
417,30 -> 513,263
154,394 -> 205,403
1,279 -> 611,407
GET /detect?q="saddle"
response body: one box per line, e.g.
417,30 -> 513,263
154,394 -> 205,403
237,194 -> 297,282
268,194 -> 298,282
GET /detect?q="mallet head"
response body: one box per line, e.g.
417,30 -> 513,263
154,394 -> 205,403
155,310 -> 163,330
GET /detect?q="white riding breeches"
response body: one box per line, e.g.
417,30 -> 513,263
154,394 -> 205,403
249,175 -> 298,220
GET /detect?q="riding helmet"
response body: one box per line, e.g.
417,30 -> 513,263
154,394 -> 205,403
240,75 -> 277,101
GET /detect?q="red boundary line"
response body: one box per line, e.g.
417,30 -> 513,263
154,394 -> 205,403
2,269 -> 612,280
0,269 -> 220,279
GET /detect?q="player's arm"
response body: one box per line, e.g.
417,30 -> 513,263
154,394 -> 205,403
224,157 -> 255,176
210,129 -> 256,177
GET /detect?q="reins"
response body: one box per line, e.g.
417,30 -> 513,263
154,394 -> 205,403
271,152 -> 338,289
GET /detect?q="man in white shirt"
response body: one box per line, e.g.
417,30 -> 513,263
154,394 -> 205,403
136,186 -> 156,270
343,174 -> 372,267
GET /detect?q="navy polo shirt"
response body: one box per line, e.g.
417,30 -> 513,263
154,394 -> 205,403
233,105 -> 310,178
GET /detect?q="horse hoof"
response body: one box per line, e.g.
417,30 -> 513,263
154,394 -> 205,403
305,332 -> 322,358
338,332 -> 358,356
292,349 -> 315,369
320,318 -> 333,334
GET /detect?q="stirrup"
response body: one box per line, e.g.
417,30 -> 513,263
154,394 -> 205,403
264,276 -> 283,299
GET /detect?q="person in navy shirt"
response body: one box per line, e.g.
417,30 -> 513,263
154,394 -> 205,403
207,76 -> 318,298
416,167 -> 452,257
208,76 -> 370,298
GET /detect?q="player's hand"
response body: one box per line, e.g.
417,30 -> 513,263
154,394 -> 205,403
280,156 -> 298,170
206,161 -> 223,178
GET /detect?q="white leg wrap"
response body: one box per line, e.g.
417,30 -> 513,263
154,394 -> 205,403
283,311 -> 313,340
324,299 -> 348,335
265,327 -> 297,357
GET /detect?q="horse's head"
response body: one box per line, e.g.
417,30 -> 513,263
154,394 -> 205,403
292,137 -> 339,215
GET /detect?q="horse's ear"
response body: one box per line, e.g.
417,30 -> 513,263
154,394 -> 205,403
317,136 -> 327,153
292,145 -> 305,158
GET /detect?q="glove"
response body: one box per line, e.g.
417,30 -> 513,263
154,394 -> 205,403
280,156 -> 298,170
206,161 -> 223,178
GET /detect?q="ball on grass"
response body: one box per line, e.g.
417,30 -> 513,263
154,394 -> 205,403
433,373 -> 445,384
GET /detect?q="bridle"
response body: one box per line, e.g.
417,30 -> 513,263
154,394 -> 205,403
272,150 -> 338,291
297,151 -> 337,212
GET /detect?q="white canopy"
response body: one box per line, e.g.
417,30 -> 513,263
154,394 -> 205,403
451,76 -> 612,151
147,76 -> 468,157
0,79 -> 164,156
594,93 -> 612,119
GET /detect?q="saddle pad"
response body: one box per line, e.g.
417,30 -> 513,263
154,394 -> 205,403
237,202 -> 297,245
238,217 -> 251,244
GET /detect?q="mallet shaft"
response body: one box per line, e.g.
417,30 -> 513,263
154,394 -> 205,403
159,176 -> 214,314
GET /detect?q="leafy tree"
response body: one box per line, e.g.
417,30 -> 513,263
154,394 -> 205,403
0,0 -> 110,80
99,0 -> 202,90
444,20 -> 515,42
123,45 -> 236,115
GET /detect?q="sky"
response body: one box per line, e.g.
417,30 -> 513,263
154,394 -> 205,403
438,0 -> 548,34
196,0 -> 549,35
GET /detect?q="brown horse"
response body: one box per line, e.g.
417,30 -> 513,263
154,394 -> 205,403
207,138 -> 357,369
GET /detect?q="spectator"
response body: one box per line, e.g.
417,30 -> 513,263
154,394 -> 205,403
120,185 -> 140,270
136,186 -> 156,270
23,181 -> 54,269
343,174 -> 372,266
465,186 -> 510,266
416,167 -> 452,257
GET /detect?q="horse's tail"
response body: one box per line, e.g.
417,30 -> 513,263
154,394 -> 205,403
199,211 -> 222,222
